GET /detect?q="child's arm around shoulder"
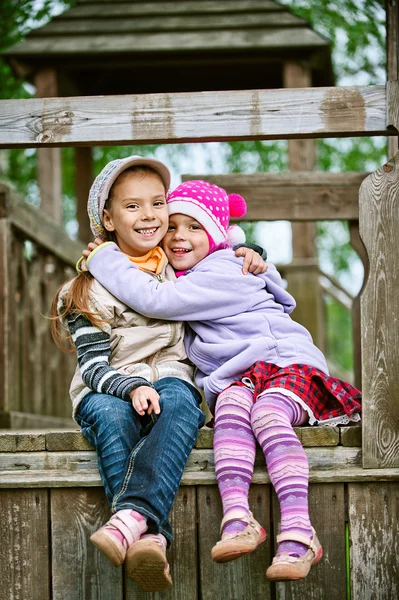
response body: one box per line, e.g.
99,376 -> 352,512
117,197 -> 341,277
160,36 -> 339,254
87,243 -> 258,321
259,263 -> 296,314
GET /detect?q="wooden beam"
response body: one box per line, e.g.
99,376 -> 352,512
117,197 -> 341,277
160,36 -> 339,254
0,85 -> 391,149
74,147 -> 93,242
34,68 -> 62,224
0,183 -> 81,265
387,0 -> 399,157
360,152 -> 399,468
182,172 -> 366,221
0,448 -> 399,488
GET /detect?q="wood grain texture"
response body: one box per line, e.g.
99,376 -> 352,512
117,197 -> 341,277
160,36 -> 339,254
182,172 -> 366,221
125,487 -> 197,600
359,152 -> 399,468
197,485 -> 272,600
0,489 -> 50,600
31,12 -> 306,36
349,482 -> 399,600
272,483 -> 347,600
51,487 -> 123,600
387,0 -> 399,158
0,86 -> 389,149
0,431 -> 46,452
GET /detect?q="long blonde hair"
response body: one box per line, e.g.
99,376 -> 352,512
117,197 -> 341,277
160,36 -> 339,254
51,165 -> 166,350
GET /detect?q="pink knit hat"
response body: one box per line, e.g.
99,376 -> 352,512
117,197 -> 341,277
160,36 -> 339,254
167,180 -> 247,250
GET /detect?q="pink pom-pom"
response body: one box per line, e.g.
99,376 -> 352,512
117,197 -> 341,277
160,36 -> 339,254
228,193 -> 247,217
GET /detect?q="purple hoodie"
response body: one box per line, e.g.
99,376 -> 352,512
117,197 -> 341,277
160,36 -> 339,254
88,244 -> 329,412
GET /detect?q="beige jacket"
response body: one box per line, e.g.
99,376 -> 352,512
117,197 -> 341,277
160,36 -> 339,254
60,264 -> 195,416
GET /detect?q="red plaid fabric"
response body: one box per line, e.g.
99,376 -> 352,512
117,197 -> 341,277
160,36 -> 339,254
230,362 -> 361,423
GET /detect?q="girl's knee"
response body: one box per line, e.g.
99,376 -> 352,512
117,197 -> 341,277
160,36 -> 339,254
78,392 -> 132,426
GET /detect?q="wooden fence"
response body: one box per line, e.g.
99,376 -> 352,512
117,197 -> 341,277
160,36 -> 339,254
0,182 -> 79,427
0,426 -> 398,600
1,77 -> 399,598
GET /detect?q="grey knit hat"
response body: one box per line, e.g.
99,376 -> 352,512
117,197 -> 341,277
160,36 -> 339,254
88,155 -> 171,239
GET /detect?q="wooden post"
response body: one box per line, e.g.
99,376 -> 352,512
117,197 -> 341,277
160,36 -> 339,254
359,153 -> 399,468
348,221 -> 367,390
283,62 -> 324,351
34,69 -> 63,224
74,147 -> 93,242
0,209 -> 11,415
387,0 -> 399,158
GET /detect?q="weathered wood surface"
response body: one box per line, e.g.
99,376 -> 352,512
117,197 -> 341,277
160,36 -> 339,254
2,445 -> 399,488
349,482 -> 399,600
0,425 -> 349,452
0,183 -> 78,422
34,68 -> 63,224
12,29 -> 327,55
31,12 -> 307,36
198,485 -> 271,600
37,1 -> 298,17
359,153 -> 399,468
387,0 -> 399,157
0,182 -> 82,264
51,488 -> 122,600
182,172 -> 366,221
273,483 -> 346,600
0,489 -> 50,600
0,86 -> 390,148
349,220 -> 367,389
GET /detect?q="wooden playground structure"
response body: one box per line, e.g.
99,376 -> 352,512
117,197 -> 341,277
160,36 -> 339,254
0,1 -> 398,598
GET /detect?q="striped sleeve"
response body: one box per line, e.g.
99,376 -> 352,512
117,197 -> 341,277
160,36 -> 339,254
66,312 -> 153,401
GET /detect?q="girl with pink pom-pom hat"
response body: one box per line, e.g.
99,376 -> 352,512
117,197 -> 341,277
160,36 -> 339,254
85,178 -> 361,583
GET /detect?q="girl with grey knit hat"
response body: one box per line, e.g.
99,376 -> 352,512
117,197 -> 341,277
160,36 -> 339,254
51,155 -> 266,591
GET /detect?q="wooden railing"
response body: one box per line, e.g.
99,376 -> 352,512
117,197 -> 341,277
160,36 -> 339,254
0,182 -> 80,427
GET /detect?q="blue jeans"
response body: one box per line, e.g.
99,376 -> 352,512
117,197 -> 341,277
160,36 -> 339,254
76,377 -> 205,544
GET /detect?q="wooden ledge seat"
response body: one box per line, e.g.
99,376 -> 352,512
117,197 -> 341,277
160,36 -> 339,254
1,425 -> 398,488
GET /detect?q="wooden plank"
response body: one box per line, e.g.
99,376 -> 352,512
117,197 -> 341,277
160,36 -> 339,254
125,487 -> 198,599
74,146 -> 93,242
34,69 -> 62,225
348,482 -> 399,600
359,152 -> 399,468
49,1 -> 287,17
198,485 -> 272,600
46,430 -> 93,451
0,431 -> 46,452
0,410 -> 75,429
1,464 -> 399,488
32,13 -> 307,36
349,220 -> 366,389
272,483 -> 346,600
5,27 -> 330,55
0,183 -> 81,265
0,85 -> 389,149
387,0 -> 399,157
183,172 -> 365,221
51,487 -> 123,599
0,220 -> 11,413
0,489 -> 50,600
340,426 -> 362,447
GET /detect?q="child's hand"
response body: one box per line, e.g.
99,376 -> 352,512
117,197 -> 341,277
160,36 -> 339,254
130,386 -> 161,416
235,247 -> 268,275
79,238 -> 104,272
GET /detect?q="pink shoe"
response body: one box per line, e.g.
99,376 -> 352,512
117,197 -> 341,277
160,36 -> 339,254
211,510 -> 267,563
266,528 -> 323,581
90,510 -> 147,567
126,533 -> 172,591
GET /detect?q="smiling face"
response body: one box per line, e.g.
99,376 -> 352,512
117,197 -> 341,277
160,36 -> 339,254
162,214 -> 210,270
103,170 -> 169,256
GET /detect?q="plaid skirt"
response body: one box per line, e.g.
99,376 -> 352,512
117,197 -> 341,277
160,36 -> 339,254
230,362 -> 362,426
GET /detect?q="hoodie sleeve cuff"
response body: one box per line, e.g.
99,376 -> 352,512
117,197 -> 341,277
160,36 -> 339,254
86,242 -> 119,268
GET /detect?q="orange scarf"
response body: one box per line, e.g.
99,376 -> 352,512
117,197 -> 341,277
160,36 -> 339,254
127,246 -> 167,275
